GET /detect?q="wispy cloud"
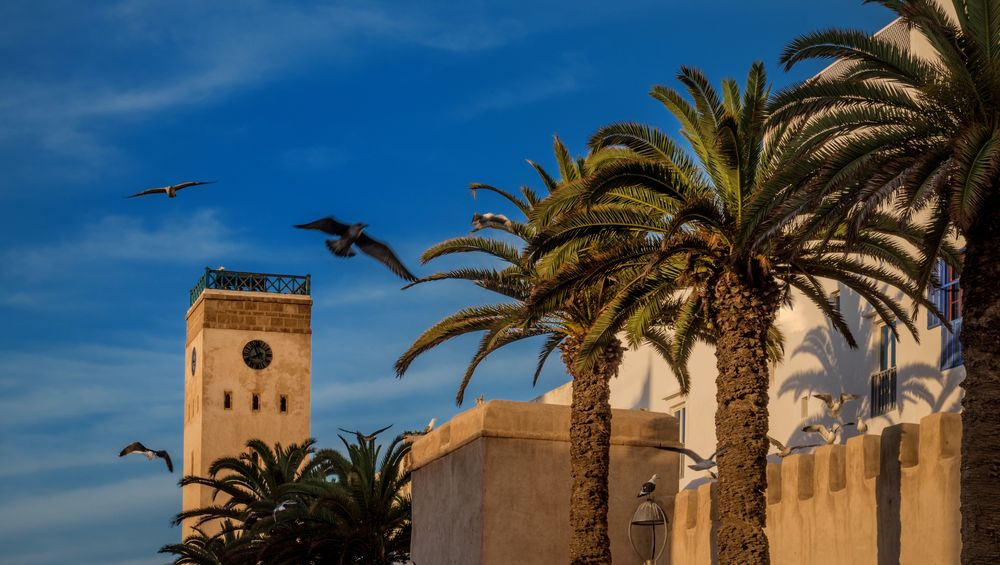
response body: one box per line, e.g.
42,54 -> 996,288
4,209 -> 242,279
452,69 -> 585,119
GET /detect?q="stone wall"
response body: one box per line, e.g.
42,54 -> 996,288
410,400 -> 680,565
670,412 -> 962,565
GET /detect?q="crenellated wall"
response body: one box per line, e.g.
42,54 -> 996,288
670,412 -> 962,565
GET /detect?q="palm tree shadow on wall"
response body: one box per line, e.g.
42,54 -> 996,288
775,291 -> 959,564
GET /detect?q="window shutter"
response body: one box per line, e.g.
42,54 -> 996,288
928,259 -> 944,329
941,317 -> 964,370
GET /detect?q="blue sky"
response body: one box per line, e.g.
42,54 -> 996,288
0,1 -> 891,563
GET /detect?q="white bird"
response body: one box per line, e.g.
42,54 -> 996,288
655,445 -> 727,478
471,212 -> 513,232
802,423 -> 854,445
767,435 -> 821,458
273,500 -> 297,520
636,474 -> 659,498
127,180 -> 216,199
119,441 -> 173,472
475,394 -> 485,407
855,415 -> 869,434
424,418 -> 437,434
812,393 -> 859,419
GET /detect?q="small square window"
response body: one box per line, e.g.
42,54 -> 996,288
252,394 -> 260,412
279,395 -> 288,413
224,391 -> 232,410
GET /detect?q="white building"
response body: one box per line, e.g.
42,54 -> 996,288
537,12 -> 965,489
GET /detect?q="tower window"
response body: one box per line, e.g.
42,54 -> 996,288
280,395 -> 288,413
252,394 -> 260,412
224,391 -> 232,410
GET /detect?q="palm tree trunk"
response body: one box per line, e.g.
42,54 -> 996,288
710,271 -> 779,565
562,335 -> 624,565
959,197 -> 1000,564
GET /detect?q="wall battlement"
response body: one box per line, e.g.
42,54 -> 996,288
671,412 -> 962,565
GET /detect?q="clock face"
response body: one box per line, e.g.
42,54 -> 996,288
191,348 -> 197,376
242,340 -> 273,370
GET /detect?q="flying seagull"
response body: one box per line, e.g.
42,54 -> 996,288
338,424 -> 392,443
802,422 -> 854,445
813,393 -> 859,419
767,435 -> 821,458
471,212 -> 512,232
424,418 -> 437,434
655,445 -> 727,478
273,500 -> 297,521
127,181 -> 216,199
119,441 -> 173,472
294,216 -> 417,282
636,474 -> 659,498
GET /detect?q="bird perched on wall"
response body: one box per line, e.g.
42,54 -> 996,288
119,441 -> 173,472
475,394 -> 485,407
802,422 -> 854,445
654,445 -> 728,478
854,415 -> 869,434
471,212 -> 513,232
767,435 -> 821,458
636,474 -> 659,498
295,216 -> 417,281
338,424 -> 392,443
813,393 -> 859,419
423,418 -> 437,433
127,180 -> 216,199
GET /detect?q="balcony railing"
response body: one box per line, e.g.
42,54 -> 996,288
870,367 -> 897,417
189,268 -> 310,305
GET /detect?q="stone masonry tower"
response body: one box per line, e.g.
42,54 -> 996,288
182,268 -> 312,537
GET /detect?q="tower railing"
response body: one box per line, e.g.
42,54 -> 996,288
189,268 -> 311,305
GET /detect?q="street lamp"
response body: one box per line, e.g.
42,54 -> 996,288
628,499 -> 668,564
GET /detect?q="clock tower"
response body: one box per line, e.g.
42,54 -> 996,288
182,268 -> 312,537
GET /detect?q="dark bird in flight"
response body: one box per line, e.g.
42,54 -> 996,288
294,216 -> 417,281
338,424 -> 393,443
127,181 -> 216,199
767,435 -> 821,458
119,441 -> 173,472
636,474 -> 659,498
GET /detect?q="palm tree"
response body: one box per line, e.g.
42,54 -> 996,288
159,523 -> 255,565
253,434 -> 412,564
774,2 -> 1000,560
174,438 -> 327,534
395,138 -> 680,564
528,63 -> 932,564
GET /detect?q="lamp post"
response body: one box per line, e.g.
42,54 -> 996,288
629,499 -> 668,564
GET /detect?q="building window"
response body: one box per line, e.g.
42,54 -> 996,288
871,366 -> 897,417
872,321 -> 898,417
933,257 -> 965,370
280,395 -> 288,413
224,391 -> 232,410
879,322 -> 897,372
673,405 -> 686,478
252,394 -> 260,412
